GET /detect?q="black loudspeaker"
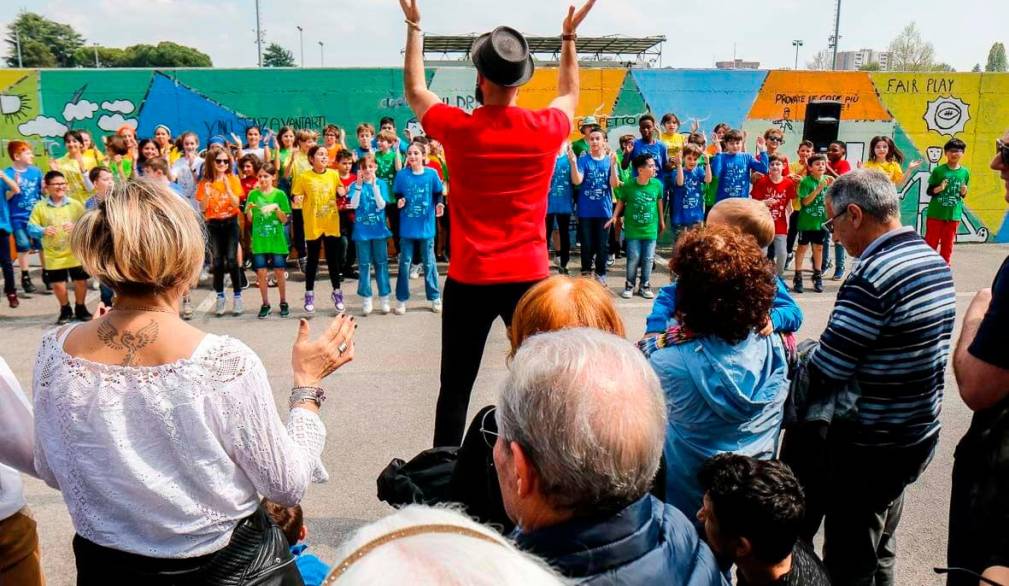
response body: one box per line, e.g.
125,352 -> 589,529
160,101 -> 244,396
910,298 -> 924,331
803,100 -> 842,153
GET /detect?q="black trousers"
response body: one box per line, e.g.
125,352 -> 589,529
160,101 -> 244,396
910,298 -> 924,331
290,209 -> 307,259
73,534 -> 216,585
0,229 -> 14,295
339,211 -> 357,274
305,235 -> 345,291
786,210 -> 800,254
546,213 -> 571,269
432,277 -> 541,447
206,218 -> 241,294
579,217 -> 609,276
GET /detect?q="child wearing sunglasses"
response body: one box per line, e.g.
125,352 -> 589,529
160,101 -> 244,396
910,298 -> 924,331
197,148 -> 245,316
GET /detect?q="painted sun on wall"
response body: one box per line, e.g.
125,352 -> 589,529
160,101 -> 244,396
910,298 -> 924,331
4,68 -> 1008,241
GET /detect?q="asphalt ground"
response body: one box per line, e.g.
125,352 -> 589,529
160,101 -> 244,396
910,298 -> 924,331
3,242 -> 1006,585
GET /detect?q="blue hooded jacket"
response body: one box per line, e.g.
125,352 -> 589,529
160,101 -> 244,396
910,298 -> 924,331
648,332 -> 788,519
514,494 -> 727,585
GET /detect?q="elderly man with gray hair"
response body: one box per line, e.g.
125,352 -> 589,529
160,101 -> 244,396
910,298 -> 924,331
492,328 -> 725,585
792,169 -> 955,586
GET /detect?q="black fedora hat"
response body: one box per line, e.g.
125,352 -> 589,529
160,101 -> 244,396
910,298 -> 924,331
471,26 -> 535,88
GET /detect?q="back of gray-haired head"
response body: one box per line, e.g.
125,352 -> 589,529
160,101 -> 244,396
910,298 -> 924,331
826,168 -> 899,221
496,328 -> 667,514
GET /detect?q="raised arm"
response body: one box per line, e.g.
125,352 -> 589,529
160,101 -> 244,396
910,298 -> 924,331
400,0 -> 441,121
548,0 -> 597,123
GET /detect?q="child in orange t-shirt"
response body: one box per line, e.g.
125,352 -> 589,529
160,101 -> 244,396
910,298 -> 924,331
196,148 -> 246,316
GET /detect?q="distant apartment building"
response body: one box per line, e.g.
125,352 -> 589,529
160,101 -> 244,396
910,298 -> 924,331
715,59 -> 760,70
836,49 -> 892,70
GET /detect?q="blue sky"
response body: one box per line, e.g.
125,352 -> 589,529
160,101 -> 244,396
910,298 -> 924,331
1,0 -> 1006,71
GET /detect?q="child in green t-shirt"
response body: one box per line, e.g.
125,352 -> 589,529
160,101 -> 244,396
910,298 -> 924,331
925,138 -> 969,264
246,162 -> 292,318
610,153 -> 664,300
374,130 -> 403,256
792,154 -> 834,294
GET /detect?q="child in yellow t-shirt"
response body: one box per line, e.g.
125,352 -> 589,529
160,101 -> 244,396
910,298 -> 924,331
659,113 -> 685,163
862,135 -> 922,187
292,145 -> 347,315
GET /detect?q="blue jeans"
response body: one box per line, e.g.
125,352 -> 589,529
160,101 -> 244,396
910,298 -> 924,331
397,237 -> 440,302
356,238 -> 391,298
821,232 -> 846,273
625,239 -> 657,287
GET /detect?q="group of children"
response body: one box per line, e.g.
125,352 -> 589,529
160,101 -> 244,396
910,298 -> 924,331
1,117 -> 451,323
548,112 -> 968,299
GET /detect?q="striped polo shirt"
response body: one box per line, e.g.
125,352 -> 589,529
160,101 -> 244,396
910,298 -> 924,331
812,227 -> 956,448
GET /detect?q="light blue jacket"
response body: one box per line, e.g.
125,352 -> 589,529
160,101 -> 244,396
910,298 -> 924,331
645,277 -> 802,334
649,331 -> 788,519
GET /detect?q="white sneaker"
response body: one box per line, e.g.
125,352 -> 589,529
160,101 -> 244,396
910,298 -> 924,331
90,279 -> 99,291
362,297 -> 373,316
394,301 -> 407,315
379,296 -> 391,314
215,296 -> 226,316
409,264 -> 421,279
621,286 -> 634,299
182,299 -> 193,320
200,269 -> 210,283
232,296 -> 243,316
432,298 -> 443,313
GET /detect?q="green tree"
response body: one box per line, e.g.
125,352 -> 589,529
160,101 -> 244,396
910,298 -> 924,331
115,42 -> 212,67
972,63 -> 982,72
985,42 -> 1008,72
5,11 -> 84,67
263,43 -> 295,67
71,46 -> 127,68
887,22 -> 936,71
932,63 -> 956,72
858,62 -> 882,71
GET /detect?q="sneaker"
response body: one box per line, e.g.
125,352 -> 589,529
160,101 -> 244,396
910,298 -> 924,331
595,274 -> 608,288
90,279 -> 100,291
297,257 -> 307,274
394,301 -> 407,315
822,259 -> 832,272
432,298 -> 443,313
304,291 -> 315,314
640,285 -> 654,299
56,304 -> 73,325
258,304 -> 271,319
342,269 -> 360,280
21,273 -> 36,294
239,272 -> 250,290
831,271 -> 844,281
332,289 -> 345,312
6,292 -> 18,309
215,295 -> 226,316
784,252 -> 794,270
279,301 -> 290,317
813,271 -> 824,293
792,274 -> 804,294
267,275 -> 278,288
558,266 -> 569,275
409,264 -> 421,279
42,270 -> 52,292
621,285 -> 634,299
232,296 -> 243,316
182,299 -> 193,320
379,296 -> 391,315
362,296 -> 373,316
200,268 -> 210,283
606,254 -> 615,267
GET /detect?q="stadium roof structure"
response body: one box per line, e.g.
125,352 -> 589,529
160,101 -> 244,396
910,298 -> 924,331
423,34 -> 666,63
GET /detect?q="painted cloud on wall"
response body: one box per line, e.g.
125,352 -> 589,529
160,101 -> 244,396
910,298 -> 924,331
63,99 -> 99,122
18,115 -> 68,137
101,100 -> 135,114
98,113 -> 138,132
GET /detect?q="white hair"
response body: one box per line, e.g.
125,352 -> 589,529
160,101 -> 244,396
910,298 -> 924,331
327,505 -> 564,585
496,328 -> 667,513
826,168 -> 900,221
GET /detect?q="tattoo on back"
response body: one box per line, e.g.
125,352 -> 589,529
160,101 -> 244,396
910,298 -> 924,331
97,319 -> 160,366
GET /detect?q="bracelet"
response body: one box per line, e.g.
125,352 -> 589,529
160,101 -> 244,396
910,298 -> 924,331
290,386 -> 326,410
405,19 -> 421,32
561,33 -> 577,42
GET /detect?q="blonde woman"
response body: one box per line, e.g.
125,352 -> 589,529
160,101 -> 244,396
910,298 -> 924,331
31,178 -> 355,582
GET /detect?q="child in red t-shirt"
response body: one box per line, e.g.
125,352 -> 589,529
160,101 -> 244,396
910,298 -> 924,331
824,140 -> 852,279
751,154 -> 794,276
335,148 -> 359,280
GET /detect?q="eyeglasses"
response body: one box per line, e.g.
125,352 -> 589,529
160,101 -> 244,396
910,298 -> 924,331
997,139 -> 1009,167
822,209 -> 847,234
766,137 -> 784,144
215,159 -> 230,165
479,407 -> 500,449
47,182 -> 68,189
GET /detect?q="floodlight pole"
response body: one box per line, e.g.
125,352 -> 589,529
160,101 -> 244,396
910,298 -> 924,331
297,26 -> 304,67
792,39 -> 803,70
255,0 -> 263,67
15,29 -> 23,68
319,41 -> 325,67
94,43 -> 100,67
831,0 -> 842,70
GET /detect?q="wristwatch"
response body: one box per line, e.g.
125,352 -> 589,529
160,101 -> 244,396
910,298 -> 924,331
562,33 -> 577,42
289,386 -> 326,409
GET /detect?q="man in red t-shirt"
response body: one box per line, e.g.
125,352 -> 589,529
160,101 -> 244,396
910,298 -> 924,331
400,0 -> 596,446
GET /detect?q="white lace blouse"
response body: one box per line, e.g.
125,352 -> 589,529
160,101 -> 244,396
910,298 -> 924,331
32,325 -> 328,558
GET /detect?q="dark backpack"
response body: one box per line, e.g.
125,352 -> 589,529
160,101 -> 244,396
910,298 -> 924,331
377,446 -> 458,507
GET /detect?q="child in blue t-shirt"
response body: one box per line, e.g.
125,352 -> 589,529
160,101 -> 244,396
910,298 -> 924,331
348,154 -> 392,316
392,143 -> 444,315
644,198 -> 802,336
671,144 -> 712,246
572,128 -> 619,282
547,144 -> 576,274
3,141 -> 45,295
263,501 -> 330,586
709,128 -> 769,201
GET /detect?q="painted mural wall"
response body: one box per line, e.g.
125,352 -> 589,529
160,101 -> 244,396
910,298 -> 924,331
2,67 -> 1008,241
